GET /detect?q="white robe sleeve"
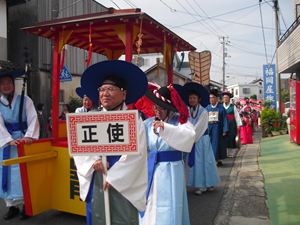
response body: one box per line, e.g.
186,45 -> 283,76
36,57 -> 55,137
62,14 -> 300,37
0,112 -> 13,148
73,155 -> 101,201
234,105 -> 243,126
159,120 -> 195,152
106,117 -> 147,211
193,109 -> 208,142
24,96 -> 40,139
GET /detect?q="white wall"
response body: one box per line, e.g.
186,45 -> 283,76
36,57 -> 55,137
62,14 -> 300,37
0,0 -> 6,39
0,0 -> 7,60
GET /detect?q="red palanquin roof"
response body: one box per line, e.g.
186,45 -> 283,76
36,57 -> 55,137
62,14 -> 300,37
22,8 -> 196,56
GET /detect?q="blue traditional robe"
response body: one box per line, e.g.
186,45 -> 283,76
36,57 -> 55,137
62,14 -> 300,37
187,105 -> 220,188
140,113 -> 195,225
206,103 -> 228,160
0,94 -> 39,202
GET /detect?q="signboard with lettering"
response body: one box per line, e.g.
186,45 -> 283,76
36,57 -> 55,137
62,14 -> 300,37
263,64 -> 276,109
189,51 -> 211,85
66,110 -> 139,156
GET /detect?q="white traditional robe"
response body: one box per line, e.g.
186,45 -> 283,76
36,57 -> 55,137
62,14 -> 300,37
0,93 -> 40,148
73,105 -> 147,211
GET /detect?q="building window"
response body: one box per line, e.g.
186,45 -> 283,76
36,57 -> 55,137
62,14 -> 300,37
235,89 -> 238,96
259,89 -> 262,94
242,88 -> 250,95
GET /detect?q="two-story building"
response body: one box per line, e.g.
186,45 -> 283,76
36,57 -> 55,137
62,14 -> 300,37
227,79 -> 264,100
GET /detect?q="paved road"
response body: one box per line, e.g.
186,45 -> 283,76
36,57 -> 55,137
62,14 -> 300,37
0,158 -> 236,225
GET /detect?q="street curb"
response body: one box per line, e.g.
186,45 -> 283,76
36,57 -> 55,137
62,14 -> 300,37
213,131 -> 271,225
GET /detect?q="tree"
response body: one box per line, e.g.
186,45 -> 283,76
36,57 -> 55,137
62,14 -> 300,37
250,94 -> 257,100
281,88 -> 290,102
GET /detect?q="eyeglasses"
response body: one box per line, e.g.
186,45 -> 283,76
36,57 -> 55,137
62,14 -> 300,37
98,86 -> 123,93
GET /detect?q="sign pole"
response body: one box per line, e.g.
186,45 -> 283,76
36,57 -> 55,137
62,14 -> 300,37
102,156 -> 111,225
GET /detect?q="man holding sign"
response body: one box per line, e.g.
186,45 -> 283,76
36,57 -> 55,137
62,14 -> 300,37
69,60 -> 148,225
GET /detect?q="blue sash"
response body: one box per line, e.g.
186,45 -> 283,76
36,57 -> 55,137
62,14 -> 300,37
140,150 -> 182,217
2,122 -> 27,192
188,129 -> 209,167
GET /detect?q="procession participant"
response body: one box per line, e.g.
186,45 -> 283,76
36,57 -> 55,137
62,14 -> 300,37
75,87 -> 94,113
140,84 -> 195,225
206,89 -> 228,167
0,61 -> 39,220
127,82 -> 160,120
184,82 -> 220,195
72,60 -> 148,225
222,92 -> 242,157
239,111 -> 253,145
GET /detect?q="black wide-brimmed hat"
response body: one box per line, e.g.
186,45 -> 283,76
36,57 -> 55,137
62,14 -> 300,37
184,82 -> 209,107
146,86 -> 177,111
79,60 -> 148,104
209,89 -> 219,97
222,91 -> 233,98
146,84 -> 189,124
75,87 -> 98,107
0,60 -> 24,78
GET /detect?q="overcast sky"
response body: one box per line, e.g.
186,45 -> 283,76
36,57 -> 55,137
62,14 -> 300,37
96,0 -> 294,85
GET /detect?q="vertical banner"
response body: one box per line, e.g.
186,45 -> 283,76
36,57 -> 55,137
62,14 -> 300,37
188,51 -> 211,85
263,64 -> 276,109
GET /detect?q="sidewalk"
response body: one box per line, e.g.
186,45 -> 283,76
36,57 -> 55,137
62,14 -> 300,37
260,134 -> 300,225
214,130 -> 271,225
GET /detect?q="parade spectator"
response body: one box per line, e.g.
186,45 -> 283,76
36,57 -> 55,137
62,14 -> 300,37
222,92 -> 242,157
206,89 -> 228,167
74,89 -> 94,113
184,82 -> 220,195
59,103 -> 70,120
0,63 -> 39,220
36,103 -> 47,138
140,84 -> 195,225
72,60 -> 148,225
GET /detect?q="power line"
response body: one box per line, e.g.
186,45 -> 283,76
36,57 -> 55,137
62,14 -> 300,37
109,0 -> 121,9
211,2 -> 268,18
175,0 -> 221,37
230,44 -> 273,58
121,0 -> 137,8
191,0 -> 227,36
259,0 -> 269,64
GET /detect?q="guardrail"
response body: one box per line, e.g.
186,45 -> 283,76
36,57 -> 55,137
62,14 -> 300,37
279,15 -> 300,46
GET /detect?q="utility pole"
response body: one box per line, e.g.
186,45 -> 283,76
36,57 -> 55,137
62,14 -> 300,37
221,36 -> 229,91
274,0 -> 281,112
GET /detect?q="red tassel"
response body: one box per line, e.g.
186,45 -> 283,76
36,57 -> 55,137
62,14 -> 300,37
86,24 -> 93,66
86,43 -> 92,66
169,85 -> 189,124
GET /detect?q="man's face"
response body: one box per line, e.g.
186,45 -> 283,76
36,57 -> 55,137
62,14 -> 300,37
154,104 -> 168,120
223,95 -> 230,104
209,95 -> 217,105
189,94 -> 200,107
99,84 -> 126,110
0,76 -> 14,96
83,96 -> 93,110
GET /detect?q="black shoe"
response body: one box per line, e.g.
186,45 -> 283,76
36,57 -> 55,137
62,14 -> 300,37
20,205 -> 29,220
3,206 -> 19,220
217,161 -> 223,167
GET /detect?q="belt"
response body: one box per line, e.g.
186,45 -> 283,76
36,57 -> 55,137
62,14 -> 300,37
208,121 -> 219,124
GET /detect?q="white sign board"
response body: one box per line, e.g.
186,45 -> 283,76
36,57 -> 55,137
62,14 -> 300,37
66,110 -> 139,156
